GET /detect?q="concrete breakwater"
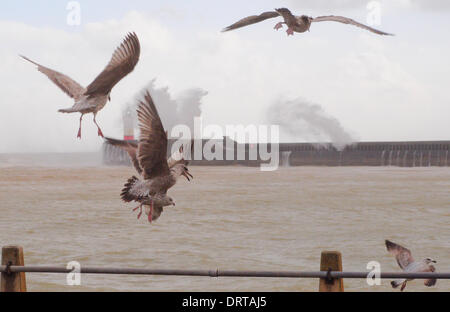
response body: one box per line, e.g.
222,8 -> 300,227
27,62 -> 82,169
103,138 -> 450,167
282,141 -> 450,167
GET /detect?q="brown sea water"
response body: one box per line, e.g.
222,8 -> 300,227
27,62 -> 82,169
0,153 -> 449,292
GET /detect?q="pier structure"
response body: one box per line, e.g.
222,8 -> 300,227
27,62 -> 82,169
103,137 -> 450,167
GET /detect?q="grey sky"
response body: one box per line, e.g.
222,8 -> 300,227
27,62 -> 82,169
287,0 -> 450,11
0,1 -> 449,153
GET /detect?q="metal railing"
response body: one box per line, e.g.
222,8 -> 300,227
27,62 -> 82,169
0,265 -> 449,280
1,246 -> 448,292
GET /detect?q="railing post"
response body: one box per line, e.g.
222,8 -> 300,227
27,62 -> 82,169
319,251 -> 344,292
1,246 -> 27,292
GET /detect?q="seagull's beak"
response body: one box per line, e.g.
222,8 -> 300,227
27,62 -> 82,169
182,172 -> 190,181
182,170 -> 193,181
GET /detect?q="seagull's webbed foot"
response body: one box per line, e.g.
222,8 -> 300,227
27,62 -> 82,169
93,113 -> 104,138
286,28 -> 294,36
274,22 -> 284,30
400,282 -> 407,291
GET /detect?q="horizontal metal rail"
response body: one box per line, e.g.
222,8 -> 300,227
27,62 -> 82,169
1,265 -> 449,279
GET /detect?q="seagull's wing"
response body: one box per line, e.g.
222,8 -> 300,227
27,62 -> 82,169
275,8 -> 298,25
312,15 -> 394,36
167,145 -> 193,181
424,264 -> 437,287
167,146 -> 183,169
104,137 -> 142,175
85,32 -> 140,97
222,11 -> 280,32
136,90 -> 170,180
385,240 -> 414,270
105,137 -> 191,179
20,55 -> 86,100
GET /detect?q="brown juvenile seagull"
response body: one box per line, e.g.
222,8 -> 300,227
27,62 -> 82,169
385,240 -> 437,291
222,8 -> 393,36
108,90 -> 192,223
20,32 -> 141,139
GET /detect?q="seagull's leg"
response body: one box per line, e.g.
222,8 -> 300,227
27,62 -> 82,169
148,200 -> 153,223
274,22 -> 284,30
133,204 -> 143,219
400,281 -> 407,291
77,114 -> 84,139
286,27 -> 294,36
93,113 -> 104,138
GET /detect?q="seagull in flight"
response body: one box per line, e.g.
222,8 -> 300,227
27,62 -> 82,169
222,8 -> 393,36
385,240 -> 437,291
105,137 -> 192,223
21,32 -> 141,139
108,89 -> 192,223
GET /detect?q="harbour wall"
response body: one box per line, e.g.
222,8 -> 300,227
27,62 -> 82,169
103,139 -> 450,167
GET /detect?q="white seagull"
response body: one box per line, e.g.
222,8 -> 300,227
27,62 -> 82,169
21,32 -> 141,139
385,240 -> 437,291
222,8 -> 393,36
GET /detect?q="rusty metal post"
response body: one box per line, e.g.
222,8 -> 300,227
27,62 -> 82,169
1,246 -> 27,292
319,251 -> 344,292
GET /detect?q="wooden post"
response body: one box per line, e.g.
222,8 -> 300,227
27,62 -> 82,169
1,246 -> 27,292
319,251 -> 344,292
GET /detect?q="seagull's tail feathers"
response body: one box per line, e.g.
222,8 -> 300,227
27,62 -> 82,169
58,107 -> 78,114
121,176 -> 140,203
391,280 -> 407,291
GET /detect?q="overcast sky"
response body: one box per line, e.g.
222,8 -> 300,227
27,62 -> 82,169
1,0 -> 449,153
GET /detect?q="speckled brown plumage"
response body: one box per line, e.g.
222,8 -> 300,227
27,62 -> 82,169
107,88 -> 192,223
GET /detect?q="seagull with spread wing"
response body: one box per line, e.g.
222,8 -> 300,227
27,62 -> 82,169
106,90 -> 192,223
385,240 -> 437,291
21,32 -> 141,139
222,8 -> 393,36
